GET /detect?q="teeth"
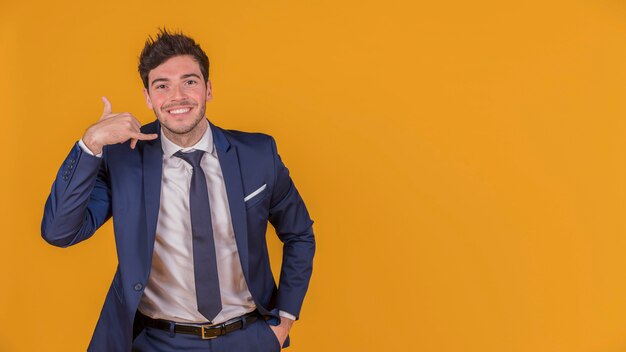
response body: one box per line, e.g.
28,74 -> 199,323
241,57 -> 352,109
169,108 -> 190,114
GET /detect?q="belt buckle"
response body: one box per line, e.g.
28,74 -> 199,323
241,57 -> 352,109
201,324 -> 219,340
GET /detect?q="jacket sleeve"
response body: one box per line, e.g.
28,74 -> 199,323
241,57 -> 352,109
41,142 -> 112,247
268,137 -> 316,319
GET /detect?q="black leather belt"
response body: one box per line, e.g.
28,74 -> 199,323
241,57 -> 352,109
137,311 -> 260,339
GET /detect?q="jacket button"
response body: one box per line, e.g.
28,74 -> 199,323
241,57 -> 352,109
134,283 -> 143,291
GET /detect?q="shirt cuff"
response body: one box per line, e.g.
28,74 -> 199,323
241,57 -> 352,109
78,139 -> 102,158
278,310 -> 296,321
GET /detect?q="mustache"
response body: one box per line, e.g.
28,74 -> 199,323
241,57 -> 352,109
161,101 -> 197,111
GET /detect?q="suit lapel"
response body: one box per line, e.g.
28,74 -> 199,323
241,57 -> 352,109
211,122 -> 250,281
142,121 -> 163,263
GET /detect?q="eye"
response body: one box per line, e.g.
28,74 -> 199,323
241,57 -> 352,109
185,80 -> 197,86
156,84 -> 167,89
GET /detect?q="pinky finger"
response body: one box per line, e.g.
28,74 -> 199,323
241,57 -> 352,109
130,138 -> 138,149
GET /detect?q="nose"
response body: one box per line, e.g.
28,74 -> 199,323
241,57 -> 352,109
171,83 -> 186,100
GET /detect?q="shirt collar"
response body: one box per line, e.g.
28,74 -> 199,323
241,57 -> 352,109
160,119 -> 214,158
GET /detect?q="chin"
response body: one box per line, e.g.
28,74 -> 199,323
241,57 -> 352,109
164,124 -> 194,135
162,117 -> 205,135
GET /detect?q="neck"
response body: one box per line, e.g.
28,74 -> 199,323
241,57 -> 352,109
162,119 -> 208,148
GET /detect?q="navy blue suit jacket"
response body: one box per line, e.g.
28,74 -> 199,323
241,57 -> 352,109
41,120 -> 315,351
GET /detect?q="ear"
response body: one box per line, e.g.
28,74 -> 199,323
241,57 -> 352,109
206,80 -> 213,102
143,88 -> 153,110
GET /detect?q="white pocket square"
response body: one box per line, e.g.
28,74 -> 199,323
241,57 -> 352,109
244,184 -> 267,202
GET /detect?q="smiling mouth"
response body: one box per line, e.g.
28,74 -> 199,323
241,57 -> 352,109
167,107 -> 192,115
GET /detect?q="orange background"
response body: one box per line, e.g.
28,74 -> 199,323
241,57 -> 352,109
2,0 -> 626,351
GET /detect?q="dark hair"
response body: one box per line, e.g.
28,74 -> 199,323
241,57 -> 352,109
138,28 -> 209,89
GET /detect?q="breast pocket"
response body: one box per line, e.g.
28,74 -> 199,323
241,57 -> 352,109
244,184 -> 268,208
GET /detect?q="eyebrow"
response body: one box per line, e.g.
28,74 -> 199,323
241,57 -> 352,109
181,73 -> 202,80
150,73 -> 203,87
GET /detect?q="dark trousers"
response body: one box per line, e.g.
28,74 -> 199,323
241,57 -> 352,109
132,318 -> 282,352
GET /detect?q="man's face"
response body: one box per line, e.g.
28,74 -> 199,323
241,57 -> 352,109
143,55 -> 212,136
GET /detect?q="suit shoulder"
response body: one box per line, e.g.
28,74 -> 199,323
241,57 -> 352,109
140,120 -> 160,134
220,128 -> 275,149
221,128 -> 272,141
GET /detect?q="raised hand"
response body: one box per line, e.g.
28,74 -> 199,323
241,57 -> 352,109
82,97 -> 158,154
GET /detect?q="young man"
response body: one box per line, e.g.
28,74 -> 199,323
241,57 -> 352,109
42,29 -> 315,352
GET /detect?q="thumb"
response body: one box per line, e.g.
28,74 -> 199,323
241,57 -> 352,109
101,96 -> 113,117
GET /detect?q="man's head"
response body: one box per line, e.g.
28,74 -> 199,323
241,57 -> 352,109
139,29 -> 212,142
